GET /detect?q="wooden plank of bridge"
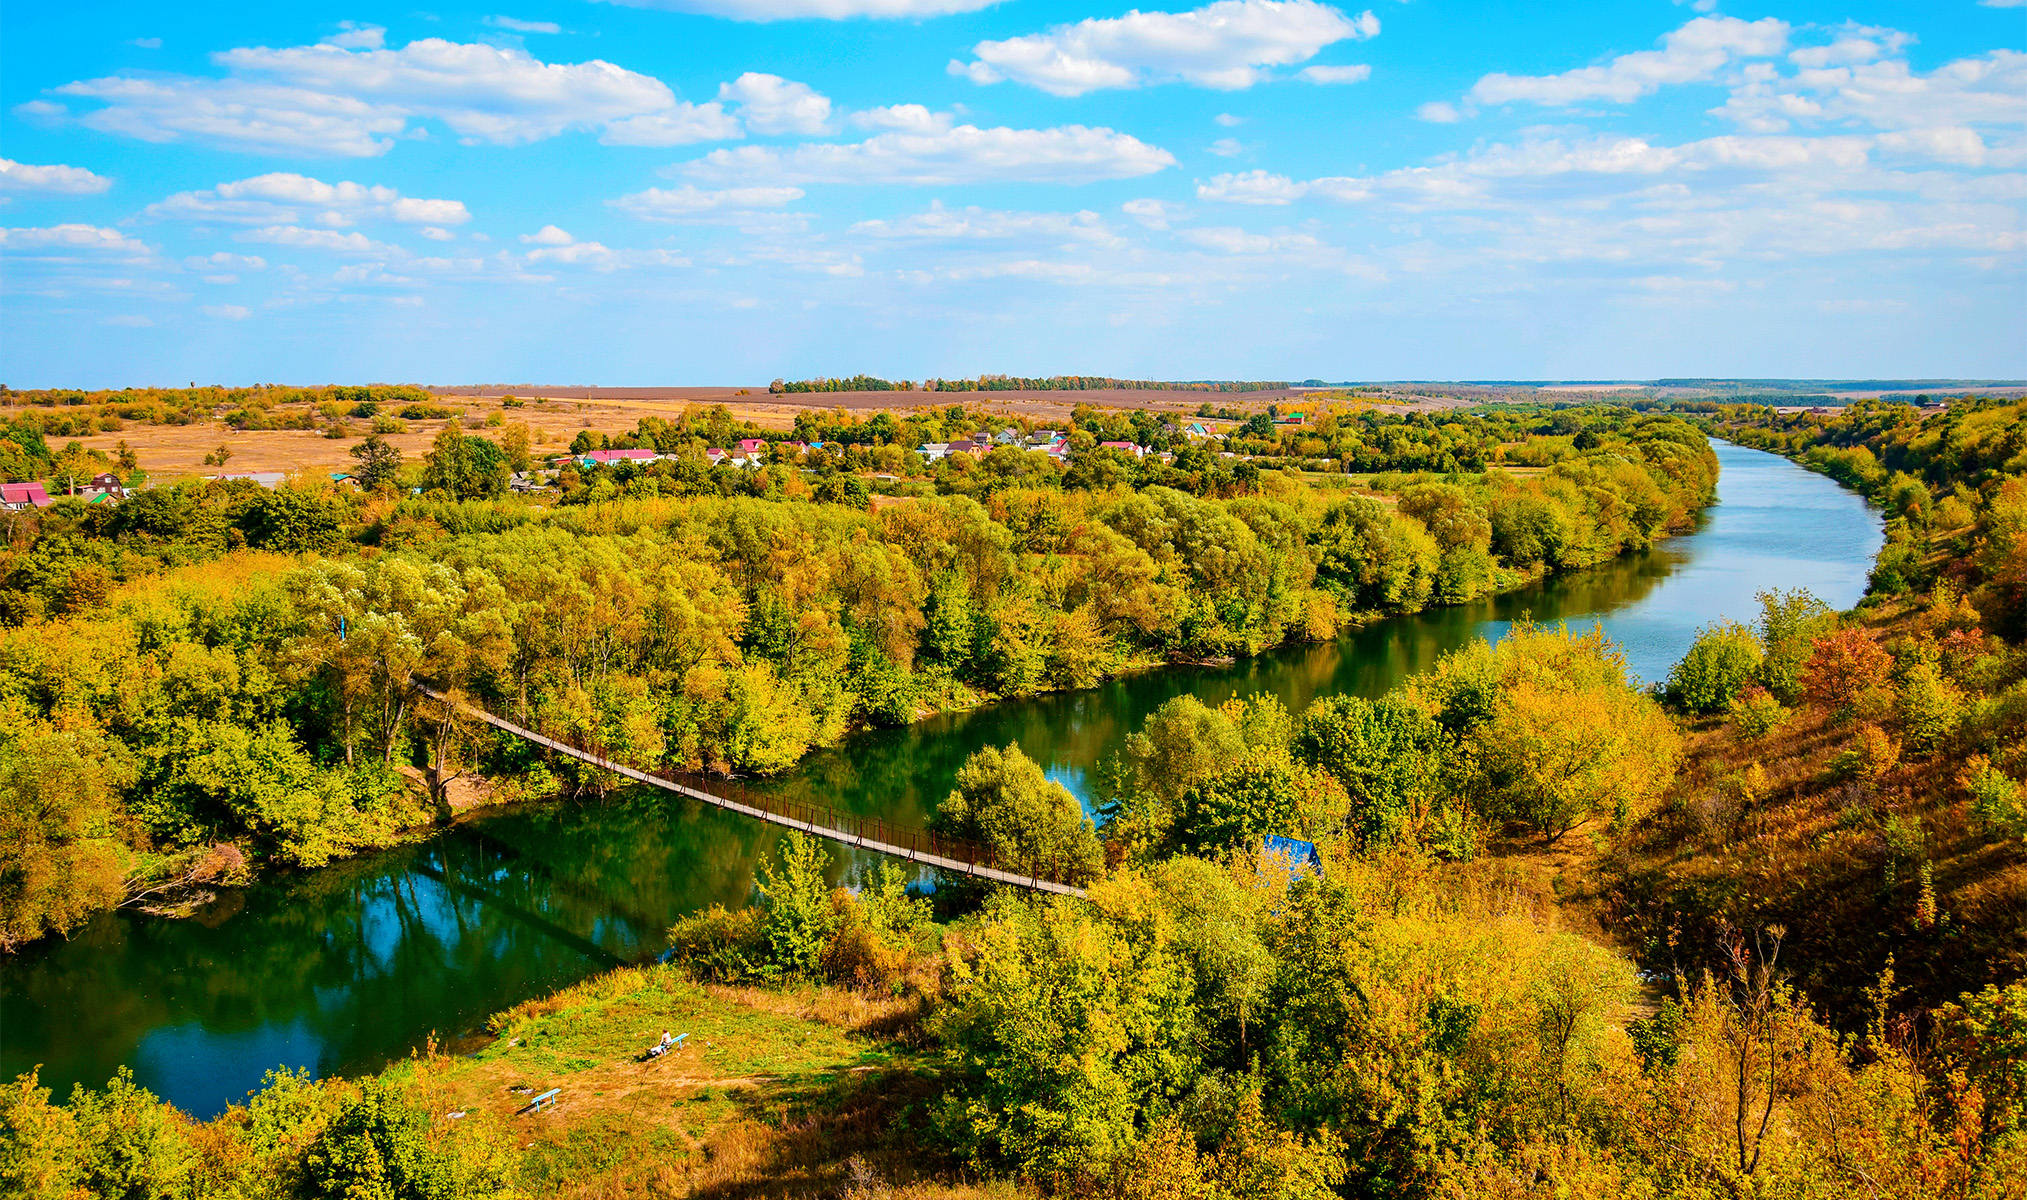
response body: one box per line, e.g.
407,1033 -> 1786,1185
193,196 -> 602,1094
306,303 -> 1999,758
418,686 -> 1087,899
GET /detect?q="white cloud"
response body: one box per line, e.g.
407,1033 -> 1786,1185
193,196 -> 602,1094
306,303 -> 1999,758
954,0 -> 1378,96
0,223 -> 151,255
143,173 -> 471,226
1195,168 -> 1360,203
612,184 -> 806,221
239,225 -> 403,254
596,0 -> 1003,20
525,240 -> 612,264
1179,226 -> 1275,253
1713,43 -> 2027,144
1414,100 -> 1462,124
324,23 -> 387,50
718,73 -> 832,135
129,37 -> 162,49
1979,0 -> 2026,7
485,16 -> 564,33
1298,64 -> 1369,84
851,104 -> 955,134
106,315 -> 154,327
852,201 -> 1115,243
1467,15 -> 1788,107
1121,198 -> 1181,229
599,101 -> 743,146
53,35 -> 682,155
1214,112 -> 1243,127
679,123 -> 1176,185
185,252 -> 267,270
1209,137 -> 1243,156
418,225 -> 457,240
202,304 -> 252,319
521,224 -> 575,244
0,158 -> 113,194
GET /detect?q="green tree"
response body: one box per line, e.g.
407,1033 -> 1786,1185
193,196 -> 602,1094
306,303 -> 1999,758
755,831 -> 838,979
1666,620 -> 1765,713
420,422 -> 508,500
936,743 -> 1103,886
349,435 -> 403,491
1293,693 -> 1450,847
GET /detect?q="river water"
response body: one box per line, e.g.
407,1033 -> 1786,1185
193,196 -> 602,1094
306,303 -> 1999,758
0,442 -> 1882,1118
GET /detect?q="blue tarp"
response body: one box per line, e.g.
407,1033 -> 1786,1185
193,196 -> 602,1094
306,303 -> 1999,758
1261,835 -> 1321,880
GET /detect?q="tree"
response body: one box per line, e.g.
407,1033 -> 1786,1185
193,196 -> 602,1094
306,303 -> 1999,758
499,420 -> 532,474
420,422 -> 508,499
1666,620 -> 1765,713
754,831 -> 838,979
1294,693 -> 1450,847
349,436 -> 402,491
933,886 -> 1199,1179
936,743 -> 1103,886
1800,626 -> 1892,716
1102,695 -> 1246,854
1177,750 -> 1347,853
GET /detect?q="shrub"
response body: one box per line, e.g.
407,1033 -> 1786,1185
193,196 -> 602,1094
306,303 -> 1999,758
1801,626 -> 1892,717
1964,756 -> 2025,841
1727,685 -> 1789,740
664,904 -> 768,982
1666,620 -> 1764,713
1894,663 -> 1961,754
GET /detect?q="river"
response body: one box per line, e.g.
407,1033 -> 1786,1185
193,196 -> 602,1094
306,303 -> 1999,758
0,442 -> 1883,1118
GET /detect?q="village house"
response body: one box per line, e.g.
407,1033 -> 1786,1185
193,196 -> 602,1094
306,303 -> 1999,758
1,481 -> 53,511
1098,440 -> 1147,459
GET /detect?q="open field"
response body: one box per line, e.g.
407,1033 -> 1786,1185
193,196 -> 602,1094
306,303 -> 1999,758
44,385 -> 1476,481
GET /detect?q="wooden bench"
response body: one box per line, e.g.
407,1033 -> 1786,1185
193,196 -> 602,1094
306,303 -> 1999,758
520,1088 -> 561,1115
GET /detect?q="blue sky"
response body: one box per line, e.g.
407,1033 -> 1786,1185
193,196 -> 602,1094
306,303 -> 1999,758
1,0 -> 2021,387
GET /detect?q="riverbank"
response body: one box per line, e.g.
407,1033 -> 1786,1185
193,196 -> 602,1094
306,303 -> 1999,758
32,441 -> 1896,1123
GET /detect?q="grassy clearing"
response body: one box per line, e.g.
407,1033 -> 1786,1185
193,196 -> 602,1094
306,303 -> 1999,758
378,963 -> 1000,1199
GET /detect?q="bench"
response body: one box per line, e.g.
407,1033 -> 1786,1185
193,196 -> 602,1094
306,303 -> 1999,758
521,1088 -> 561,1115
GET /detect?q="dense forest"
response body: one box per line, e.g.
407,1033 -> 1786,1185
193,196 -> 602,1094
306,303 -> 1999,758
12,398 -> 2025,1198
0,406 -> 1716,951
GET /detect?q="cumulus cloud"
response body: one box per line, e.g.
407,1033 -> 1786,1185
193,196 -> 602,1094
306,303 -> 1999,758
678,123 -> 1176,185
0,158 -> 113,194
485,16 -> 563,33
0,223 -> 152,254
521,224 -> 576,244
1712,37 -> 2027,158
596,0 -> 1004,21
718,73 -> 832,135
1209,138 -> 1243,156
238,225 -> 404,254
851,104 -> 955,134
611,184 -> 806,221
953,0 -> 1378,96
143,173 -> 470,226
1196,168 -> 1365,203
1298,64 -> 1369,84
1467,15 -> 1788,107
202,304 -> 252,319
1121,198 -> 1182,229
51,35 -> 687,155
852,201 -> 1115,243
600,101 -> 743,146
1414,101 -> 1461,123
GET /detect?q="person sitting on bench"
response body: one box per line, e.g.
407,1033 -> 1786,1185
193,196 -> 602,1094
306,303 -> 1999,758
647,1030 -> 674,1058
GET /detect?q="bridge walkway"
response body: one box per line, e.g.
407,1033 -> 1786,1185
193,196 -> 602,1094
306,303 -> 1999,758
418,686 -> 1088,899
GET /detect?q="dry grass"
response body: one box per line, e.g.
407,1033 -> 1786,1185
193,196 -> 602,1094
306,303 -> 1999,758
1589,599 -> 2027,1021
394,963 -> 1003,1199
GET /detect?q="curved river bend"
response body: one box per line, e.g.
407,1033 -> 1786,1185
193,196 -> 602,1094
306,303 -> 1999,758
1,442 -> 1882,1117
